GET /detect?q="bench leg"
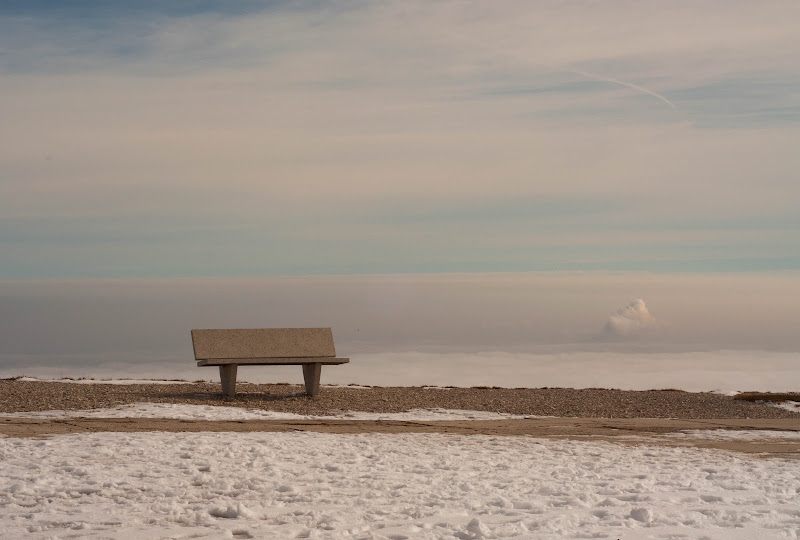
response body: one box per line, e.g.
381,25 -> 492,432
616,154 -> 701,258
302,363 -> 322,396
219,364 -> 238,397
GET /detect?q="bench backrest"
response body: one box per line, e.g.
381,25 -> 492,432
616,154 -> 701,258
191,328 -> 336,360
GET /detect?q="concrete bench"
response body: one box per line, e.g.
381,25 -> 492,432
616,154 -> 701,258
190,328 -> 349,397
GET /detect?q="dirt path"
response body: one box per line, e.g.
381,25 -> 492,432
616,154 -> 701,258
3,416 -> 799,457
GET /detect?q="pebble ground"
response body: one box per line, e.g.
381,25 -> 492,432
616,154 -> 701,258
2,379 -> 798,419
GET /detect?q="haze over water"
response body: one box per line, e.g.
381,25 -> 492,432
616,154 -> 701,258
3,272 -> 798,391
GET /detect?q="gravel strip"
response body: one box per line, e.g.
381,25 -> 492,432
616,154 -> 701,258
2,380 -> 799,419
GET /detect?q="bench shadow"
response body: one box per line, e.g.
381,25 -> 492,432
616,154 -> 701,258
151,390 -> 313,402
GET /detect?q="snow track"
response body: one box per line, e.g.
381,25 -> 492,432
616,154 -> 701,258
0,403 -> 530,421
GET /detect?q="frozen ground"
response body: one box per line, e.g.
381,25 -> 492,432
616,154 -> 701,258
2,431 -> 800,539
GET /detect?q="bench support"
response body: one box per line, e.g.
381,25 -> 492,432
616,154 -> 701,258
302,363 -> 322,396
219,364 -> 238,397
218,362 -> 323,397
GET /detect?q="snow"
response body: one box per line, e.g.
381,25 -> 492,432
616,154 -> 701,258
2,431 -> 799,539
0,403 -> 532,421
671,429 -> 800,441
769,401 -> 800,413
13,376 -> 196,385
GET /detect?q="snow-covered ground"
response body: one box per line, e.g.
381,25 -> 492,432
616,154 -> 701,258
673,429 -> 800,441
3,396 -> 799,538
772,401 -> 800,413
2,431 -> 799,539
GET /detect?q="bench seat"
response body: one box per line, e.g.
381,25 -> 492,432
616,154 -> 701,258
191,328 -> 349,397
197,357 -> 349,366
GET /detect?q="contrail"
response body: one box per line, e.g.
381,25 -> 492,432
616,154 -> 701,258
571,69 -> 676,110
441,28 -> 677,111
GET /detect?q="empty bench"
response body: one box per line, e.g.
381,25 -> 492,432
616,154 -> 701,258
190,328 -> 349,397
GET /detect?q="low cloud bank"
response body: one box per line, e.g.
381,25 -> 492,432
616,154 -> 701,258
604,299 -> 656,337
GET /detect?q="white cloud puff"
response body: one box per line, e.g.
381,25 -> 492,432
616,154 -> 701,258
604,299 -> 656,337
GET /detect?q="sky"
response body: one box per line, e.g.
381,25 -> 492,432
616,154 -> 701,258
1,0 -> 799,277
1,2 -> 799,386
